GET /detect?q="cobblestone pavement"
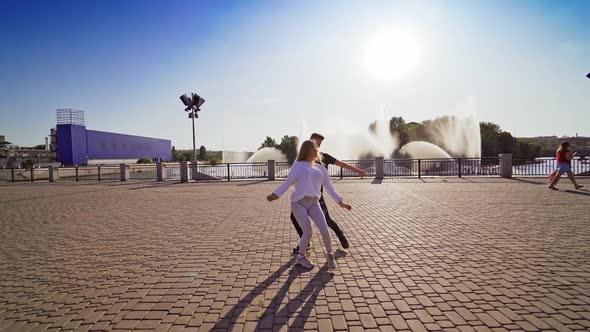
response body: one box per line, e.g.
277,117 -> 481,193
1,178 -> 589,332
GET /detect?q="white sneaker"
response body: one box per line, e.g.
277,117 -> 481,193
296,255 -> 314,269
326,253 -> 338,270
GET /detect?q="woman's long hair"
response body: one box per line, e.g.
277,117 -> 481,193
296,140 -> 320,163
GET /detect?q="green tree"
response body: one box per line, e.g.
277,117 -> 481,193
171,146 -> 179,161
389,116 -> 406,133
259,136 -> 278,150
530,142 -> 542,157
277,135 -> 299,164
389,117 -> 409,146
181,150 -> 193,161
518,141 -> 530,156
480,122 -> 501,157
198,145 -> 207,161
497,131 -> 515,154
406,122 -> 428,141
206,154 -> 220,165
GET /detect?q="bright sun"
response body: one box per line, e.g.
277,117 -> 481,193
363,28 -> 422,81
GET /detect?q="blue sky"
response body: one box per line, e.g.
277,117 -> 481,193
1,0 -> 588,150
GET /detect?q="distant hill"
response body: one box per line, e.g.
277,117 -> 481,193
517,136 -> 590,157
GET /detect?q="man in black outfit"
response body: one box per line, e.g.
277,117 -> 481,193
291,133 -> 367,252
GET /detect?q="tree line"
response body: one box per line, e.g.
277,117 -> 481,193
171,146 -> 222,164
258,135 -> 299,163
171,117 -> 583,164
256,116 -> 547,162
371,116 -> 544,158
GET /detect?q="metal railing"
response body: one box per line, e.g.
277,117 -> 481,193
384,159 -> 417,176
227,163 -> 268,180
189,163 -> 227,181
383,158 -> 500,177
276,158 -> 500,178
329,160 -> 376,178
5,156 -> 587,183
276,162 -> 291,178
462,158 -> 500,176
128,165 -> 157,181
0,169 -> 12,182
77,167 -> 100,181
189,163 -> 268,181
276,160 -> 376,179
58,167 -> 79,181
164,163 -> 180,181
512,157 -> 590,176
99,166 -> 121,181
0,168 -> 34,182
0,168 -> 35,182
31,167 -> 50,181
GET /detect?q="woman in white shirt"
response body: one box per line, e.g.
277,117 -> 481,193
267,140 -> 352,269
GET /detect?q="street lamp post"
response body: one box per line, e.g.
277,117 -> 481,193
191,108 -> 196,161
180,93 -> 205,162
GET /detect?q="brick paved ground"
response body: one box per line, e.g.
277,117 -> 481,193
1,177 -> 589,332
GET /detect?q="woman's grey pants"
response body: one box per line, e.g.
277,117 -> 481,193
291,196 -> 332,255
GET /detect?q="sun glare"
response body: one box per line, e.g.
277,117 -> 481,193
363,28 -> 422,81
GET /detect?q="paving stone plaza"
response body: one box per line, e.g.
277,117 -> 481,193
1,178 -> 589,331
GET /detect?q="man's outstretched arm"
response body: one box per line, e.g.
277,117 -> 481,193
334,160 -> 367,178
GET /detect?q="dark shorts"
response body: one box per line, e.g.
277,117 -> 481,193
557,162 -> 571,175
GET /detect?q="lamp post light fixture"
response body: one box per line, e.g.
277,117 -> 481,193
179,92 -> 205,162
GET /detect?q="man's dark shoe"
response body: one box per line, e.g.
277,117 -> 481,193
337,233 -> 350,249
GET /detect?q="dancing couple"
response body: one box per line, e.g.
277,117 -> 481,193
267,133 -> 366,269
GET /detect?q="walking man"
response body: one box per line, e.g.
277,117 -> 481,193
291,133 -> 367,252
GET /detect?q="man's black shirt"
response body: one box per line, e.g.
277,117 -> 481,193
319,152 -> 337,195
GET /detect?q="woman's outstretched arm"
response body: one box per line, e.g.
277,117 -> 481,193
268,162 -> 300,201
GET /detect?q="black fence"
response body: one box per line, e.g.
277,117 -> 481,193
100,166 -> 121,181
383,158 -> 500,177
0,168 -> 35,182
128,165 -> 157,181
513,157 -> 590,176
3,157 -> 588,183
276,162 -> 291,178
57,166 -> 121,181
276,158 -> 500,178
328,160 -> 376,178
164,164 -> 181,181
189,163 -> 268,181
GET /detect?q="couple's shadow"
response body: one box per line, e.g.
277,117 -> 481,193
211,250 -> 347,331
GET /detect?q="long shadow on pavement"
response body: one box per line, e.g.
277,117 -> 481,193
210,259 -> 295,330
258,264 -> 334,331
564,189 -> 590,196
509,178 -> 545,185
126,181 -> 184,190
236,180 -> 269,187
0,181 -> 146,204
212,251 -> 345,331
